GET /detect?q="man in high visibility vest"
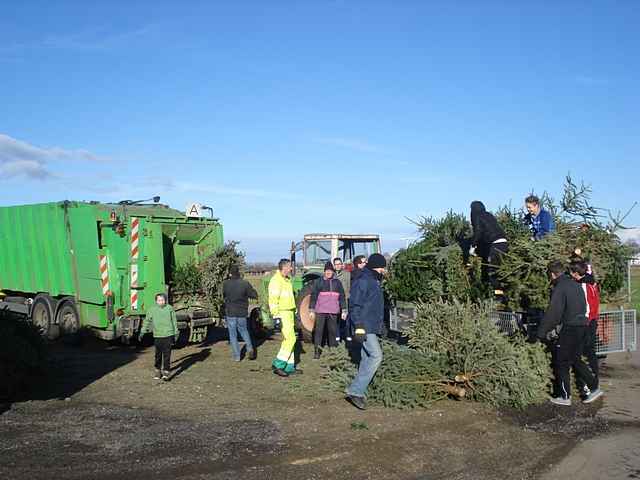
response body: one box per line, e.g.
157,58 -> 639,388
269,258 -> 300,376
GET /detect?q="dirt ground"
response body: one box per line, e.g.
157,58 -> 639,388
1,329 -> 639,480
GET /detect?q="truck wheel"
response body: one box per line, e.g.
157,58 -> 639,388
30,295 -> 56,339
57,299 -> 80,343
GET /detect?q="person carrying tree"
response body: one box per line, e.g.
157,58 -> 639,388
524,194 -> 556,240
469,201 -> 508,296
537,260 -> 603,405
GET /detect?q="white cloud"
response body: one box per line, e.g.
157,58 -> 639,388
574,75 -> 608,86
314,137 -> 384,154
618,227 -> 640,244
41,25 -> 156,51
0,133 -> 103,180
172,181 -> 301,199
0,160 -> 50,180
0,25 -> 156,56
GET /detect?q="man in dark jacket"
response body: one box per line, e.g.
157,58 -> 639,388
345,253 -> 386,410
222,265 -> 258,361
470,201 -> 508,295
537,261 -> 602,405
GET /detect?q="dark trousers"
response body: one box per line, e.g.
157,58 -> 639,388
314,313 -> 338,348
575,320 -> 599,391
154,336 -> 173,372
487,242 -> 508,290
552,326 -> 596,399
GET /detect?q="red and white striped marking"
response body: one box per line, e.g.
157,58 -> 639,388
130,290 -> 138,310
130,217 -> 140,310
99,255 -> 110,295
130,217 -> 140,260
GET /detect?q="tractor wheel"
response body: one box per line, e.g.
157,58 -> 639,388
30,294 -> 57,339
249,307 -> 269,340
296,284 -> 314,343
56,298 -> 81,344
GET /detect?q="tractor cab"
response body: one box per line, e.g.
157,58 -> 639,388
294,234 -> 381,276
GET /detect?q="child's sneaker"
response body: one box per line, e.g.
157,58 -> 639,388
153,370 -> 162,380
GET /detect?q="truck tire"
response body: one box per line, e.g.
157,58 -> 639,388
296,284 -> 314,343
56,298 -> 81,344
30,295 -> 56,339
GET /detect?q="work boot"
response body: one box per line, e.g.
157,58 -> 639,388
313,347 -> 321,360
272,366 -> 289,377
248,349 -> 257,361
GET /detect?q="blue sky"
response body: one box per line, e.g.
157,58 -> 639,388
1,1 -> 638,260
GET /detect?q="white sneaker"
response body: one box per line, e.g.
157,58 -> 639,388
550,397 -> 571,406
582,388 -> 603,404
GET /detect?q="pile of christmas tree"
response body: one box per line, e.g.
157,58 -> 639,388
172,241 -> 245,318
386,176 -> 632,310
323,300 -> 550,409
323,176 -> 633,409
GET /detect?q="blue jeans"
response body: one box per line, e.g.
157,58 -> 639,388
226,316 -> 254,361
346,334 -> 383,398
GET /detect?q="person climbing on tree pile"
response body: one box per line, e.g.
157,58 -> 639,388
469,201 -> 509,298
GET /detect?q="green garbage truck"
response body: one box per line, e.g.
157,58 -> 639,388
0,200 -> 223,342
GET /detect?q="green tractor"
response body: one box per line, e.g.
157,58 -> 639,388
250,234 -> 381,341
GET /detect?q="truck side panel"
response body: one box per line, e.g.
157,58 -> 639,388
0,203 -> 75,296
67,204 -> 106,306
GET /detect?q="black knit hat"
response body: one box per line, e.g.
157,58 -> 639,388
367,253 -> 387,269
324,261 -> 335,272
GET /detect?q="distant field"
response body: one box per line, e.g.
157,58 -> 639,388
246,273 -> 269,302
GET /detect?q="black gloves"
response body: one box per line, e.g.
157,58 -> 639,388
353,324 -> 366,343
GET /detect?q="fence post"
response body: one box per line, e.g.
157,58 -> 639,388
629,260 -> 632,305
620,307 -> 626,351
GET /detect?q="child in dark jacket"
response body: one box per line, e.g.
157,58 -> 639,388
309,261 -> 346,359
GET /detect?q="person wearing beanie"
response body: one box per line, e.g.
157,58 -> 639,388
345,253 -> 386,410
222,264 -> 258,361
309,261 -> 347,359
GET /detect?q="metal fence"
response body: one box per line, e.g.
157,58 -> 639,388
389,303 -> 637,355
490,309 -> 637,355
595,309 -> 637,355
